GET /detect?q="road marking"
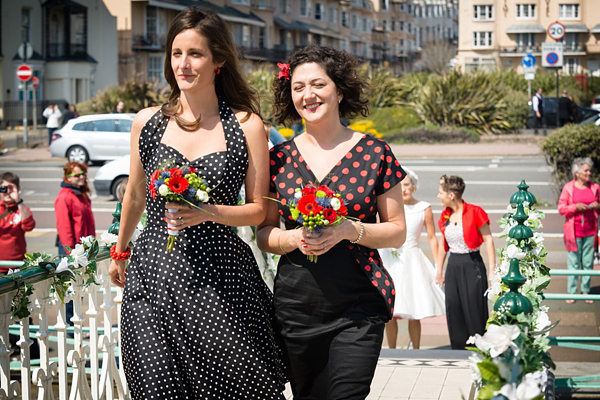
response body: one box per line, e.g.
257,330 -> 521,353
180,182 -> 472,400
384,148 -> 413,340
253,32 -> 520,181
407,166 -> 485,171
487,164 -> 499,168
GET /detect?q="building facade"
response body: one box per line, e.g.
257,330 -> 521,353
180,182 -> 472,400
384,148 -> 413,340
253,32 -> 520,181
457,0 -> 600,75
413,0 -> 458,50
104,0 -> 421,83
1,0 -> 118,108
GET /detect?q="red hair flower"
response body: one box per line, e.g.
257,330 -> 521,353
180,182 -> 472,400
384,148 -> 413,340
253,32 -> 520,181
297,194 -> 322,215
167,176 -> 189,194
277,62 -> 290,80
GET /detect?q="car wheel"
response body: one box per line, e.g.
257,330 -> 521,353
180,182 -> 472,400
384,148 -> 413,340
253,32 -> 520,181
111,176 -> 129,200
67,145 -> 89,164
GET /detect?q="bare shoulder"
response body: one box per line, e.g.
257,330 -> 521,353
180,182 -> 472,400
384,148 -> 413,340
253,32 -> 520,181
133,106 -> 161,126
232,109 -> 265,140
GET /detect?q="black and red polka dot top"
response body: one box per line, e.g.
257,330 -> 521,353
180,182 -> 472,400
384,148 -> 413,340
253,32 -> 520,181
269,134 -> 406,318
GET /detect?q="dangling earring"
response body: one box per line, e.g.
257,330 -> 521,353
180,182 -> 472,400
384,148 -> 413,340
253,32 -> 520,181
215,67 -> 221,75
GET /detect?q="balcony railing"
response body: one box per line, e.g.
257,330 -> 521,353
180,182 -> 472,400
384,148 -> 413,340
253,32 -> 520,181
238,46 -> 289,62
251,0 -> 275,10
563,43 -> 586,53
499,45 -> 540,54
46,43 -> 88,60
132,34 -> 167,51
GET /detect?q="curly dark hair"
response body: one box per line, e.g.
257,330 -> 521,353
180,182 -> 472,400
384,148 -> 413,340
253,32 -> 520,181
271,45 -> 369,126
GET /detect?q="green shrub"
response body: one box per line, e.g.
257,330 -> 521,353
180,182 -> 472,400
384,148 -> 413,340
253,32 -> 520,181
247,66 -> 275,121
540,124 -> 600,191
385,125 -> 480,144
352,106 -> 422,135
77,79 -> 169,115
504,89 -> 530,130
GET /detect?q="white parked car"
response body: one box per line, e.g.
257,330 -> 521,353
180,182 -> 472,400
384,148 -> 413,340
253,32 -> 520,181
592,96 -> 600,112
50,113 -> 135,164
93,155 -> 130,198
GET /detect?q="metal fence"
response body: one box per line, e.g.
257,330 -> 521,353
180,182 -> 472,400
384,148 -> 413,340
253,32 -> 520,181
0,100 -> 67,129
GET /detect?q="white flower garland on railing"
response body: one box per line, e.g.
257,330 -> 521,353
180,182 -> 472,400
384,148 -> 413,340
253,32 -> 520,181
467,201 -> 555,400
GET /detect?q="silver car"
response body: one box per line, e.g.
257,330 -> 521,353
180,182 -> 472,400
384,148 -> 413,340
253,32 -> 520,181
50,113 -> 135,164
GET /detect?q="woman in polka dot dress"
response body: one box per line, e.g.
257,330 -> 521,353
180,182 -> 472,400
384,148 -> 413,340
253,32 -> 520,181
108,8 -> 286,399
257,45 -> 407,399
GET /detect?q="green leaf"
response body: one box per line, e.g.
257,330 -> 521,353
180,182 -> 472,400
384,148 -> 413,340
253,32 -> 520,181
477,382 -> 504,400
478,360 -> 501,383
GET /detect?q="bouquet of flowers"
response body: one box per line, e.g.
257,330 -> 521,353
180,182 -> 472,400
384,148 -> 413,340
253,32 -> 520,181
286,183 -> 349,262
149,163 -> 214,252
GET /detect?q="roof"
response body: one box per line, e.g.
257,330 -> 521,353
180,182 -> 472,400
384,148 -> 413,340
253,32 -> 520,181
274,17 -> 344,39
593,24 -> 600,33
506,24 -> 546,34
564,24 -> 589,33
42,0 -> 86,12
149,0 -> 265,27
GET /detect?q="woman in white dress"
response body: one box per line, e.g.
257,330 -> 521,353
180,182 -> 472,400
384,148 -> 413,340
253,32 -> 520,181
380,168 -> 445,349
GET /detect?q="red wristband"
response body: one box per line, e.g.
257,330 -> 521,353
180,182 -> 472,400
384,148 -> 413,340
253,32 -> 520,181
110,245 -> 131,261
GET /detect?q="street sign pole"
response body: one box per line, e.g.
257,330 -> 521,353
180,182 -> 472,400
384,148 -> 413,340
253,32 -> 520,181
32,80 -> 37,130
556,69 -> 559,128
22,33 -> 28,148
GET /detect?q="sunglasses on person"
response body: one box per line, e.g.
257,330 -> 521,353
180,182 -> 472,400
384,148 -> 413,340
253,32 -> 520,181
68,171 -> 87,177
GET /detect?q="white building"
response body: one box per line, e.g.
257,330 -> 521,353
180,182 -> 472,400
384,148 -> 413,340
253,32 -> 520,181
1,0 -> 118,123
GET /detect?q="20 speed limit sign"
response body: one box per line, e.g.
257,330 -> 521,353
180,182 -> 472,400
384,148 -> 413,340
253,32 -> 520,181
548,22 -> 566,41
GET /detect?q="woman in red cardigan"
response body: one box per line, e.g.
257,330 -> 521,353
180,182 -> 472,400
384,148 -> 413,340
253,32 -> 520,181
435,175 -> 496,349
558,157 -> 600,304
54,162 -> 95,255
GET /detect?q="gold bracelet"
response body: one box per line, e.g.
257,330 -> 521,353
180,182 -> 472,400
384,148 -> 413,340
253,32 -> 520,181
278,232 -> 288,254
350,221 -> 364,244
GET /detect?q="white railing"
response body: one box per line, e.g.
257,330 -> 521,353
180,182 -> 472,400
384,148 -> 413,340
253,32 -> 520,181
0,227 -> 277,400
0,252 -> 129,400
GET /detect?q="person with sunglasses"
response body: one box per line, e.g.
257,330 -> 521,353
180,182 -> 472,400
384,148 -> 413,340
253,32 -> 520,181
55,162 -> 95,255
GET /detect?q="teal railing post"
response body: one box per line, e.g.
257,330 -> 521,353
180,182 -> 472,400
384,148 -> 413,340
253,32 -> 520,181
108,202 -> 122,235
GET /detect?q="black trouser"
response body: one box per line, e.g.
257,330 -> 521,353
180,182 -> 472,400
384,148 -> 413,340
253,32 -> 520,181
534,116 -> 544,132
445,252 -> 488,350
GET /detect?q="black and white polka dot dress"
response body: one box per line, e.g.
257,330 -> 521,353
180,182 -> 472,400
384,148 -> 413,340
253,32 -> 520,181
121,101 -> 286,399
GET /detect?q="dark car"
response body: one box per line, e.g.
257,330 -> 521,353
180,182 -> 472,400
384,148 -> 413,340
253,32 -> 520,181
526,97 -> 600,129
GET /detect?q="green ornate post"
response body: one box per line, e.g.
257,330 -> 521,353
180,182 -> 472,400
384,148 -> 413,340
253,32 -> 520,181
108,202 -> 122,235
493,185 -> 535,315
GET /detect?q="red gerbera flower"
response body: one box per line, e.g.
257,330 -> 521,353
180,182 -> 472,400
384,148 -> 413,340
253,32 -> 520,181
167,176 -> 189,194
149,184 -> 157,199
323,208 -> 337,223
337,203 -> 348,216
297,194 -> 322,215
302,186 -> 317,195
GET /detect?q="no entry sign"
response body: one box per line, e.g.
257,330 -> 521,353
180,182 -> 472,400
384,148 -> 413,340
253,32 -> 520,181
17,64 -> 33,82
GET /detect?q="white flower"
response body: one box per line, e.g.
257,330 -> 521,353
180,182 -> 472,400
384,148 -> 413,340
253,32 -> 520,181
330,198 -> 341,211
294,191 -> 302,199
495,372 -> 543,400
80,236 -> 94,247
500,260 -> 511,275
69,244 -> 88,268
506,204 -> 514,213
158,184 -> 169,196
487,279 -> 503,300
55,258 -> 74,275
493,358 -> 513,381
100,231 -> 118,246
468,353 -> 483,384
506,244 -> 526,260
467,324 -> 521,358
7,268 -> 19,275
535,311 -> 551,331
196,190 -> 209,203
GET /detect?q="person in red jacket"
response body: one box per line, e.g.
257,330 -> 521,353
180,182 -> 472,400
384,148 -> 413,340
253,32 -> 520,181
435,175 -> 496,349
0,172 -> 35,272
55,162 -> 95,255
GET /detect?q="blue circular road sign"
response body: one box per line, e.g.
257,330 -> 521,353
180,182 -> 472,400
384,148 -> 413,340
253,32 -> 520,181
546,52 -> 559,65
522,54 -> 536,68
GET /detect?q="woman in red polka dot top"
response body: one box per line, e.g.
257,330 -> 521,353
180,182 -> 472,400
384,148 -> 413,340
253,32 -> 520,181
257,45 -> 407,400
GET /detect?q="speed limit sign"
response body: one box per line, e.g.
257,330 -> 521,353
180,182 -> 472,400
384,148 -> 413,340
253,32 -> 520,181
548,22 -> 566,41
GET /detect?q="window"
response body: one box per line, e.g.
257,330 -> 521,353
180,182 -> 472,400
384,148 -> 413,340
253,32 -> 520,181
559,4 -> 579,19
516,4 -> 536,19
91,119 -> 118,132
299,0 -> 310,17
232,24 -> 250,47
473,5 -> 493,21
381,0 -> 390,11
279,0 -> 291,14
341,11 -> 348,27
473,31 -> 493,47
400,21 -> 404,32
400,3 -> 404,11
116,119 -> 133,133
407,4 -> 412,15
232,0 -> 250,4
21,8 -> 31,43
329,7 -> 337,24
363,18 -> 369,33
408,23 -> 412,33
381,19 -> 387,32
562,32 -> 580,51
148,54 -> 164,82
315,3 -> 324,20
73,122 -> 86,131
351,14 -> 358,30
565,58 -> 579,74
516,33 -> 535,48
391,19 -> 395,32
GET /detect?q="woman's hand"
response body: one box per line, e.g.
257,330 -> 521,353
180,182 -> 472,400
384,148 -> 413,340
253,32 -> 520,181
575,203 -> 589,212
109,260 -> 127,288
436,272 -> 445,286
164,202 -> 212,230
589,201 -> 600,211
299,223 -> 346,257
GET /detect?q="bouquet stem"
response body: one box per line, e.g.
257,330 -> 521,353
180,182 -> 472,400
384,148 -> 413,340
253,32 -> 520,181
167,235 -> 176,253
308,254 -> 318,263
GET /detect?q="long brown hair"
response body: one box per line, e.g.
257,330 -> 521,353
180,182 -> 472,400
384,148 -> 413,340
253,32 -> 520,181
62,162 -> 91,200
161,7 -> 259,121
